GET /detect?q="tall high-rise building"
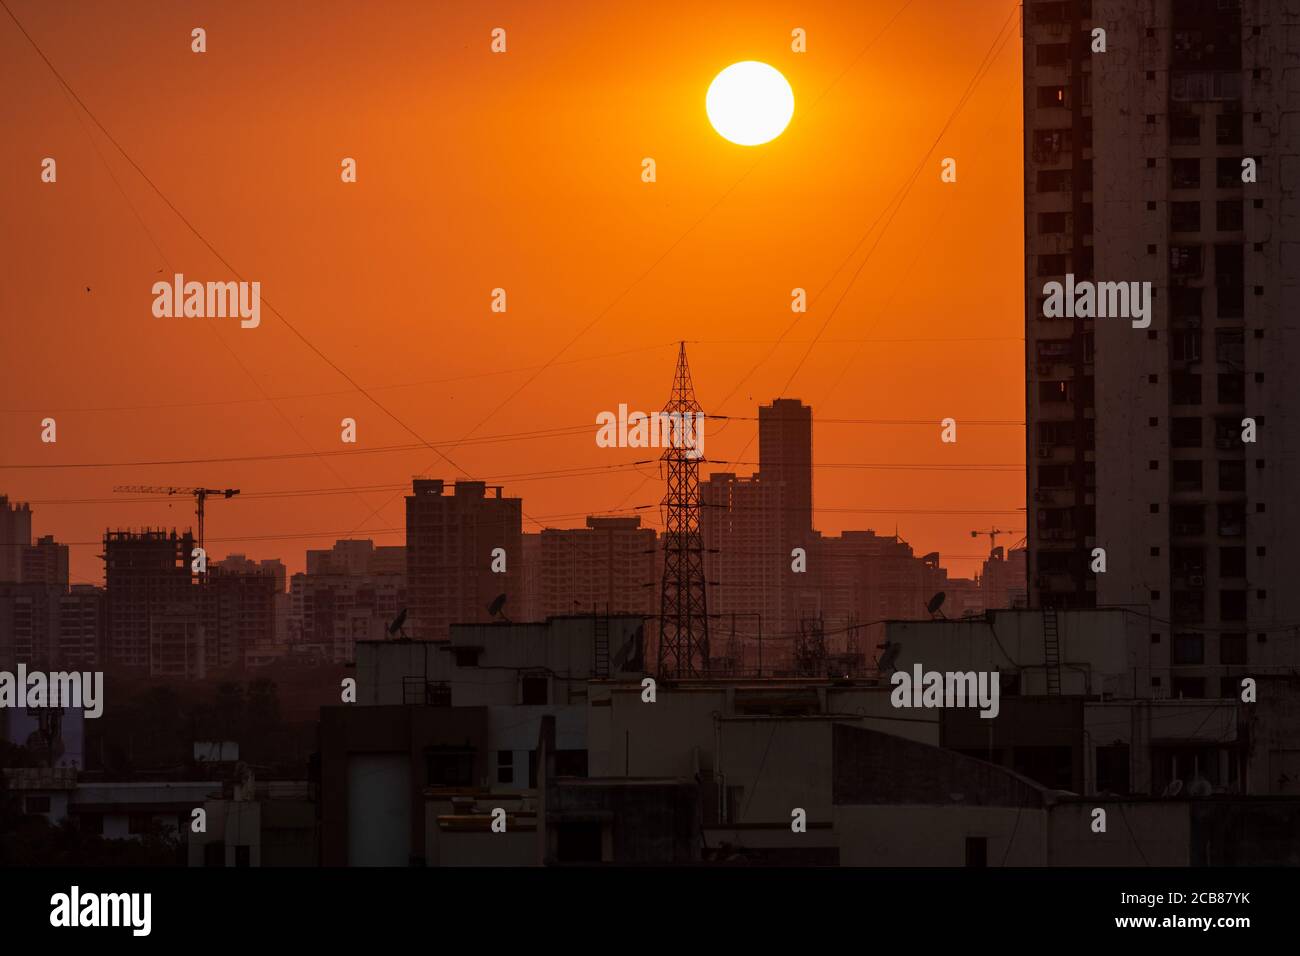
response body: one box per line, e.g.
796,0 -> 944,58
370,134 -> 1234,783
405,480 -> 522,640
0,496 -> 32,584
22,535 -> 69,588
535,516 -> 656,619
759,398 -> 813,537
58,585 -> 103,669
1025,0 -> 1299,695
102,530 -> 196,670
0,582 -> 59,670
204,564 -> 279,671
702,398 -> 818,652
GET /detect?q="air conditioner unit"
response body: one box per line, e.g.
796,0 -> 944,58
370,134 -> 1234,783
1038,446 -> 1054,458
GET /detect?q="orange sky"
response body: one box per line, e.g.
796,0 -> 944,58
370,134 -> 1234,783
0,0 -> 1025,586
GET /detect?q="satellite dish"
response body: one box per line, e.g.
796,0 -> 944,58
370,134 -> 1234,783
1162,778 -> 1184,797
1187,774 -> 1213,798
875,641 -> 902,675
488,593 -> 510,622
388,608 -> 408,636
926,592 -> 947,617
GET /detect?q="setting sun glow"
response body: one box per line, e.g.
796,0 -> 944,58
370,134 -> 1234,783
706,61 -> 794,146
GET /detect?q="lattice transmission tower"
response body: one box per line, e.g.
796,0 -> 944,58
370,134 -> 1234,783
657,341 -> 710,677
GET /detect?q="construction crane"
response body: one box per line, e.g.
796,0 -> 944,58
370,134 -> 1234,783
970,527 -> 1024,557
112,486 -> 240,554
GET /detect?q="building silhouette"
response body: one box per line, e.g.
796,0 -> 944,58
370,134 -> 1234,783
1024,0 -> 1299,701
102,529 -> 196,671
529,516 -> 656,619
0,495 -> 32,584
289,539 -> 405,662
405,479 -> 522,641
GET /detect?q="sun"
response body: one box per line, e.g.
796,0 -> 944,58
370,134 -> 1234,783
706,61 -> 794,146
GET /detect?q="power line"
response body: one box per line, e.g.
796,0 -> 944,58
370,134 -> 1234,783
0,424 -> 599,469
708,414 -> 1023,426
777,2 -> 1021,395
334,1 -> 919,539
0,0 -> 506,511
709,1 -> 1021,474
0,342 -> 680,415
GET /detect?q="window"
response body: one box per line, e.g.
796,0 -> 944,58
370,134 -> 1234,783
1039,380 -> 1072,403
1172,547 -> 1204,574
497,750 -> 514,785
1215,328 -> 1244,365
1172,373 -> 1202,405
965,837 -> 988,868
1170,112 -> 1200,144
1036,550 -> 1076,574
1171,418 -> 1203,448
1170,245 -> 1203,277
1215,243 -> 1244,284
204,841 -> 226,867
1216,157 -> 1242,188
1216,200 -> 1243,231
1220,590 -> 1246,621
1172,331 -> 1202,363
1171,201 -> 1201,232
1171,158 -> 1200,188
23,795 -> 51,814
128,813 -> 154,835
1172,677 -> 1206,699
1036,85 -> 1068,108
427,748 -> 475,787
1170,287 -> 1202,322
521,675 -> 549,705
1173,633 -> 1205,666
1171,71 -> 1241,102
1218,373 -> 1245,404
1218,503 -> 1245,537
1220,633 -> 1247,665
235,845 -> 251,868
1216,111 -> 1243,144
1038,465 -> 1073,488
1219,460 -> 1245,492
1172,460 -> 1203,492
453,647 -> 481,668
79,812 -> 104,836
1038,211 -> 1068,233
1038,421 -> 1075,446
1220,547 -> 1246,577
1172,505 -> 1205,536
1037,339 -> 1072,362
1218,284 -> 1245,318
1030,2 -> 1068,24
1036,171 -> 1072,195
1173,590 -> 1204,623
1036,43 -> 1069,66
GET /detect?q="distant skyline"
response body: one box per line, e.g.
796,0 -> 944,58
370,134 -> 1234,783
0,0 -> 1024,586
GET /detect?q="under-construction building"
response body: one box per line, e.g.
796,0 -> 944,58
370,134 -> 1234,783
102,529 -> 196,670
